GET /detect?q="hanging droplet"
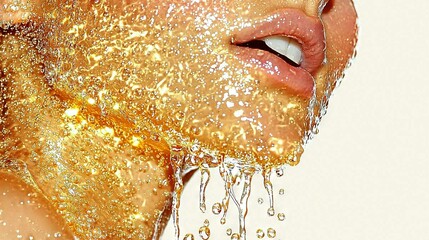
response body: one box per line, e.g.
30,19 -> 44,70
199,167 -> 210,213
267,207 -> 275,216
256,229 -> 265,239
170,147 -> 186,239
263,169 -> 275,217
199,226 -> 210,240
212,202 -> 222,215
267,228 -> 276,238
277,213 -> 285,221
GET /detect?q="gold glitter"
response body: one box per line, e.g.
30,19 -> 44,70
1,0 -> 358,238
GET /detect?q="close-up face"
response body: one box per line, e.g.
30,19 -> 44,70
28,0 -> 357,167
0,0 -> 357,239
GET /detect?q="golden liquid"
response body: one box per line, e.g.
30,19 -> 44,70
1,0 -> 358,239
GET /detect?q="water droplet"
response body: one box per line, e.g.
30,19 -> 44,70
220,217 -> 226,225
183,233 -> 194,240
190,126 -> 202,136
267,207 -> 275,216
212,202 -> 222,215
275,167 -> 284,177
204,219 -> 210,227
267,228 -> 276,238
199,226 -> 210,240
279,189 -> 285,195
278,213 -> 285,221
226,228 -> 232,236
54,232 -> 62,238
175,111 -> 185,120
257,198 -> 264,204
253,228 -> 264,238
231,233 -> 240,240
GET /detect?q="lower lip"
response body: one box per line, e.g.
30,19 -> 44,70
231,46 -> 314,98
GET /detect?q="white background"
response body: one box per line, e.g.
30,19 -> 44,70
163,0 -> 429,239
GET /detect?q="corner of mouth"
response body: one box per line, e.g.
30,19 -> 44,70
229,8 -> 326,98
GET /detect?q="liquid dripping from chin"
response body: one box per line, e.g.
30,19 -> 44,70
170,145 -> 187,240
222,158 -> 255,240
263,168 -> 275,216
199,166 -> 210,213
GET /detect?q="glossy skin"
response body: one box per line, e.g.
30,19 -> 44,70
0,0 -> 357,239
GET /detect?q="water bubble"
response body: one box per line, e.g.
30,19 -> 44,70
267,207 -> 275,216
256,229 -> 265,239
278,213 -> 285,221
183,234 -> 194,240
175,111 -> 185,120
190,126 -> 202,136
199,226 -> 210,240
267,228 -> 276,238
212,202 -> 222,215
231,233 -> 240,240
279,189 -> 285,195
257,198 -> 264,204
226,228 -> 232,236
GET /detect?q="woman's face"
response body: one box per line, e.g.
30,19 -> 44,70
1,0 -> 357,238
37,0 -> 357,166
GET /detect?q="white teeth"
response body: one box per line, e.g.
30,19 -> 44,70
263,36 -> 303,65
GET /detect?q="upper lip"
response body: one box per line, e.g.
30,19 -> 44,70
230,9 -> 326,98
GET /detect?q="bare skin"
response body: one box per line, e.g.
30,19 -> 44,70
1,0 -> 357,239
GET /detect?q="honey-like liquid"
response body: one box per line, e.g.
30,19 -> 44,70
0,0 -> 357,239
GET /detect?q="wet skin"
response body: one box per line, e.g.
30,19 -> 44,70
0,0 -> 357,239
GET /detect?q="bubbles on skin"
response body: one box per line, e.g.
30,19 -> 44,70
43,0 -> 313,170
0,0 -> 357,239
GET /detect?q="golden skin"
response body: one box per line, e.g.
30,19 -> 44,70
0,0 -> 357,239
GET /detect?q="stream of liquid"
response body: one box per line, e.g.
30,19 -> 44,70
165,146 -> 292,240
0,1 -> 346,239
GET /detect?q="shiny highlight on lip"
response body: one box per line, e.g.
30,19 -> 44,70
230,8 -> 326,98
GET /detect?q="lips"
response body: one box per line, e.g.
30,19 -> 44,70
230,9 -> 326,98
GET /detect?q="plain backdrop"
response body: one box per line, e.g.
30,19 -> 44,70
163,0 -> 429,239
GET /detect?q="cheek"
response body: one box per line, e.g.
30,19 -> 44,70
40,1 -> 316,167
322,0 -> 358,74
311,0 -> 357,113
